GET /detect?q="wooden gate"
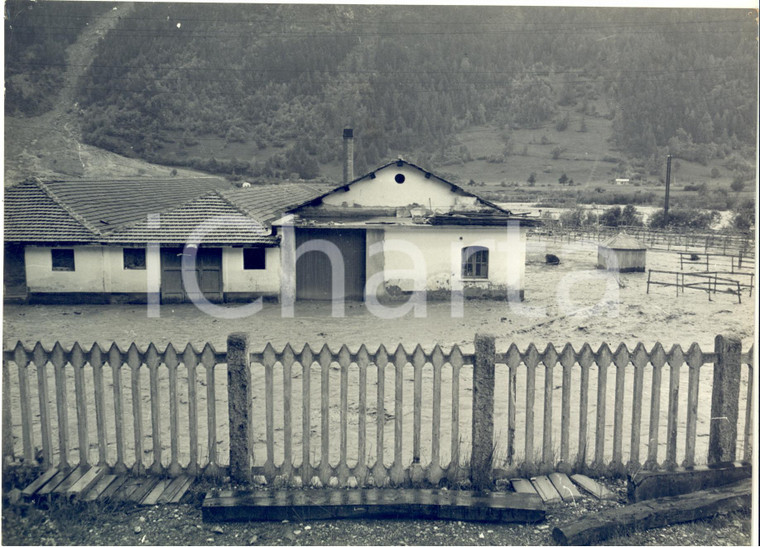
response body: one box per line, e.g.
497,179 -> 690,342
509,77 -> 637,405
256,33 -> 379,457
161,247 -> 223,303
296,228 -> 366,300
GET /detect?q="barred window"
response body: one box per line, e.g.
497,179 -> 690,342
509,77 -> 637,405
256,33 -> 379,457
123,248 -> 146,270
51,249 -> 75,271
462,246 -> 489,279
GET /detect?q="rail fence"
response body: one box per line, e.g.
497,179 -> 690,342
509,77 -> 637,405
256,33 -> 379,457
3,334 -> 753,486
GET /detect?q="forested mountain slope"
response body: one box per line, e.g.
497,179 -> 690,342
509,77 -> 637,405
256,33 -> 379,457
5,2 -> 757,189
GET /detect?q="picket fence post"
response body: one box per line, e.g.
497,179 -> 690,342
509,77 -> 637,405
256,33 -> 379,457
471,333 -> 495,490
228,332 -> 251,482
708,335 -> 742,464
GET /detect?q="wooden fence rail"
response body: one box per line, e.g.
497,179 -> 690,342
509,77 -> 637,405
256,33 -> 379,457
3,334 -> 753,487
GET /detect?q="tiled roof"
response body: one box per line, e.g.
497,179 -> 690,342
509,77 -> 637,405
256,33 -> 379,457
105,192 -> 277,245
221,184 -> 328,225
3,181 -> 97,242
42,177 -> 233,232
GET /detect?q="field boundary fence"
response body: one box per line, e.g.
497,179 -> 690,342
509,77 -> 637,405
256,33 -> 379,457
3,334 -> 753,486
647,270 -> 750,302
530,225 -> 754,258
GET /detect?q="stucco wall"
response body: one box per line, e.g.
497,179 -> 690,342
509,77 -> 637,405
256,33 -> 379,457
321,164 -> 479,211
371,225 -> 526,296
25,246 -> 150,293
222,247 -> 281,294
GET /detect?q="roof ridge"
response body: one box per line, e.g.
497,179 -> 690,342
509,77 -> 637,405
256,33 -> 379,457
34,179 -> 103,236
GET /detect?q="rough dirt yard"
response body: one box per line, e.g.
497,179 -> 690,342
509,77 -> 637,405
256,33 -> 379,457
0,475 -> 752,546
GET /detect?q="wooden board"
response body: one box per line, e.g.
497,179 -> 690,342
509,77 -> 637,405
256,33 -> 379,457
53,467 -> 86,494
82,474 -> 118,502
553,478 -> 752,546
202,488 -> 545,523
98,474 -> 130,501
530,476 -> 562,504
37,469 -> 75,496
141,479 -> 172,506
157,475 -> 194,504
511,478 -> 538,495
67,466 -> 106,497
570,474 -> 616,501
548,473 -> 583,502
21,468 -> 58,497
129,477 -> 160,503
628,462 -> 752,502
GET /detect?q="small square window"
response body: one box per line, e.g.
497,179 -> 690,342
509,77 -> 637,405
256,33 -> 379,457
51,249 -> 75,271
243,247 -> 266,270
123,248 -> 146,270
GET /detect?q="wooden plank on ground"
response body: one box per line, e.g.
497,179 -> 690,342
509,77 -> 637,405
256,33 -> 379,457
628,462 -> 752,502
552,479 -> 752,546
21,468 -> 58,497
37,469 -> 76,496
128,477 -> 160,503
570,474 -> 616,501
98,474 -> 129,501
166,475 -> 194,504
511,478 -> 538,495
156,475 -> 192,504
548,473 -> 583,502
67,466 -> 106,497
202,488 -> 545,523
53,467 -> 86,495
531,476 -> 562,504
82,474 -> 118,502
141,479 -> 173,505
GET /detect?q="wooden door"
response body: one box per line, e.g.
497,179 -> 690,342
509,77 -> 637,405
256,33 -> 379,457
161,247 -> 223,303
296,229 -> 366,301
3,243 -> 27,300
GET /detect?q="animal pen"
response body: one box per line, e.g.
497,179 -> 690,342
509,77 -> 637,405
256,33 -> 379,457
2,333 -> 754,487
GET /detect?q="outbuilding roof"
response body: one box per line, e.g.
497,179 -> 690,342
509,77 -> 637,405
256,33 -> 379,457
600,232 -> 647,250
221,184 -> 328,225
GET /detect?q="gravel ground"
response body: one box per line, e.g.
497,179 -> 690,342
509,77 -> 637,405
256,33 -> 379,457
1,479 -> 752,546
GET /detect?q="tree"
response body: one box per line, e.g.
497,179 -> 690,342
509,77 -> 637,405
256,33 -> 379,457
730,178 -> 746,192
527,173 -> 537,186
558,173 -> 568,185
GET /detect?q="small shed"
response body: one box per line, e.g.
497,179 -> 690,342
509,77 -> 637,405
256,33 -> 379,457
597,233 -> 646,272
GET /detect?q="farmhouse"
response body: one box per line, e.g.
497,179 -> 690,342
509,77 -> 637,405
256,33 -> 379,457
4,161 -> 537,305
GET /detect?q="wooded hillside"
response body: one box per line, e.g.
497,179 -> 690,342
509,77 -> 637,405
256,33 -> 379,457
5,2 -> 757,183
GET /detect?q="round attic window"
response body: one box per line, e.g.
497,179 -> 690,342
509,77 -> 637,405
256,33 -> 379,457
395,173 -> 406,184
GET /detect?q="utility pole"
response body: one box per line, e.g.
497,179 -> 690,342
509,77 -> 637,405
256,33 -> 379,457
664,155 -> 672,226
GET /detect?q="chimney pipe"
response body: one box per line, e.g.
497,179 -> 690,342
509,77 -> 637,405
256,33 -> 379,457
664,154 -> 672,226
343,128 -> 354,184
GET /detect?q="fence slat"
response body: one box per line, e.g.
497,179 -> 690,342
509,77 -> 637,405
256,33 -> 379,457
524,345 -> 538,466
430,345 -> 444,483
202,345 -> 218,476
33,343 -> 53,468
559,344 -> 575,470
338,345 -> 350,482
542,345 -> 558,465
683,343 -> 702,467
629,344 -> 649,471
743,358 -> 753,462
146,344 -> 162,475
52,343 -> 71,469
577,344 -> 593,469
319,345 -> 331,484
391,346 -> 406,485
300,344 -> 313,483
612,344 -> 629,472
282,344 -> 295,478
643,344 -> 665,470
14,343 -> 33,463
127,344 -> 144,475
183,345 -> 199,475
594,344 -> 612,469
3,354 -> 14,462
262,343 -> 276,480
109,344 -> 127,474
71,343 -> 89,469
505,344 -> 520,467
357,345 -> 369,484
165,344 -> 181,476
373,346 -> 388,485
412,345 -> 424,467
665,346 -> 684,470
449,346 -> 463,478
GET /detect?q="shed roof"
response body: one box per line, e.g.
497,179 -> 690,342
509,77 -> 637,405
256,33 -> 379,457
600,232 -> 647,250
221,184 -> 328,225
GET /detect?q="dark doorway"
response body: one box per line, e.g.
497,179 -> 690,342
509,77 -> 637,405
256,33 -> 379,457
3,243 -> 27,301
296,229 -> 366,300
160,247 -> 223,303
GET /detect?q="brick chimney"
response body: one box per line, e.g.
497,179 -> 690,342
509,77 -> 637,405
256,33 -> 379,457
342,128 -> 354,184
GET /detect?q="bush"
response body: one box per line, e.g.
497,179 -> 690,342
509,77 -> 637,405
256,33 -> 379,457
730,179 -> 746,192
710,167 -> 720,179
648,208 -> 720,230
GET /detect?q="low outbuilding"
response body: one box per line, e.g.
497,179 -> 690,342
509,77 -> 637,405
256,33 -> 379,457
597,232 -> 646,272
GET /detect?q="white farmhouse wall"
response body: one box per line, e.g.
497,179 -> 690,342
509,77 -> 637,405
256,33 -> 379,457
373,225 -> 526,295
25,245 -> 149,293
321,164 -> 479,211
222,247 -> 281,294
